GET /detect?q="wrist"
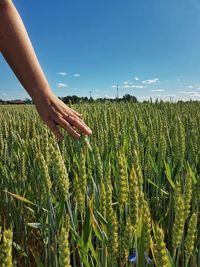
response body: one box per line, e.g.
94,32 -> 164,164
31,87 -> 53,103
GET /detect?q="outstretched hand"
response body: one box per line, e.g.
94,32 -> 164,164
34,92 -> 92,141
0,1 -> 92,141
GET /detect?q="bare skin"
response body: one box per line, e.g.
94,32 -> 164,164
0,0 -> 92,141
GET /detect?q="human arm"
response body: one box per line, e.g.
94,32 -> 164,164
0,0 -> 92,140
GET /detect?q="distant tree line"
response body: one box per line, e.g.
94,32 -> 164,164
0,94 -> 138,105
1,96 -> 197,105
0,98 -> 32,105
59,94 -> 138,104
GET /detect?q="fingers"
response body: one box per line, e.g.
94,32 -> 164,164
69,107 -> 83,118
45,119 -> 64,141
58,104 -> 82,119
52,114 -> 81,140
44,105 -> 91,140
65,115 -> 92,136
46,113 -> 92,141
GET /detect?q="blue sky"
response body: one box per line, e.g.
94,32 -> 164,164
1,0 -> 200,101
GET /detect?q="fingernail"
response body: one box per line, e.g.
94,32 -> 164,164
88,129 -> 92,134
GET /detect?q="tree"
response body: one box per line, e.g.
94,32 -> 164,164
123,94 -> 137,102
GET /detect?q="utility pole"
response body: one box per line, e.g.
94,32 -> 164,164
89,91 -> 92,98
116,84 -> 119,99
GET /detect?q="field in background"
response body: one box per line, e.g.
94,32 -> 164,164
0,102 -> 199,267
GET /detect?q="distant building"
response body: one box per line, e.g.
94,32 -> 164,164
9,100 -> 25,104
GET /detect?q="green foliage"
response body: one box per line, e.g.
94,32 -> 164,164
0,102 -> 199,267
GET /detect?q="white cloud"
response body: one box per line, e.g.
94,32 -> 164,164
178,91 -> 198,95
178,90 -> 200,98
191,84 -> 200,90
190,93 -> 200,97
151,89 -> 165,92
153,94 -> 161,97
122,81 -> 131,85
165,94 -> 176,97
134,77 -> 140,81
1,93 -> 8,100
142,78 -> 159,85
57,83 -> 68,88
138,96 -> 150,100
122,84 -> 144,89
121,80 -> 144,89
178,91 -> 186,94
57,72 -> 67,76
134,85 -> 144,88
122,84 -> 132,89
73,73 -> 80,77
192,84 -> 200,90
111,85 -> 117,88
188,85 -> 193,88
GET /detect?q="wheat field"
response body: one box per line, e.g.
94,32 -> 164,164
0,102 -> 199,267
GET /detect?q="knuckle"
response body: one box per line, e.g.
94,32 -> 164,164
53,112 -> 61,120
69,116 -> 77,123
